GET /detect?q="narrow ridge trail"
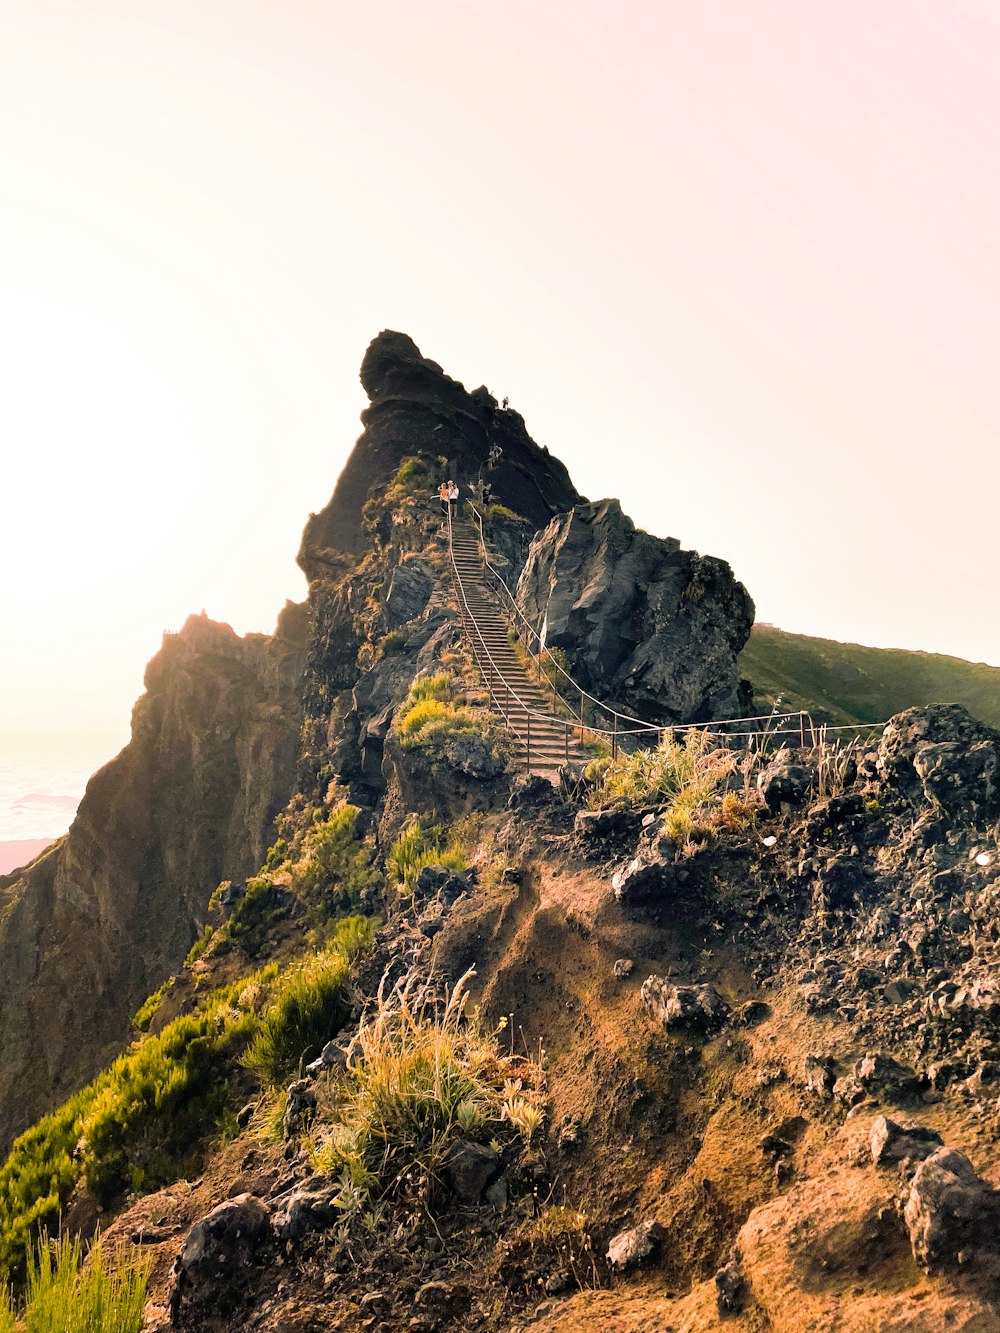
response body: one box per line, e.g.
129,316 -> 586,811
449,518 -> 590,778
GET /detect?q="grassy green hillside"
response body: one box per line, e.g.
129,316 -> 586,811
740,625 -> 1000,730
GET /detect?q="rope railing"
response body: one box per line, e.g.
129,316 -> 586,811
446,503 -> 891,766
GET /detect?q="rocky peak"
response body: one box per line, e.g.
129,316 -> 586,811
298,331 -> 581,575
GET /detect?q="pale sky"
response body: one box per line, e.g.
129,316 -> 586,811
3,0 -> 1000,786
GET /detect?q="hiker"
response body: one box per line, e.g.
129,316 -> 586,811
487,443 -> 503,469
447,479 -> 461,516
438,481 -> 450,515
482,482 -> 493,506
501,395 -> 509,410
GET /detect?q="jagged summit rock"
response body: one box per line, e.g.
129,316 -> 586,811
515,497 -> 754,723
298,330 -> 581,573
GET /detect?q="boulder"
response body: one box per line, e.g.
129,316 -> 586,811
271,1177 -> 340,1242
715,1255 -> 748,1314
171,1193 -> 270,1318
854,1054 -> 923,1104
574,806 -> 643,846
757,752 -> 815,812
804,1054 -> 836,1098
869,1116 -> 943,1167
305,1037 -> 351,1079
383,559 -> 432,627
282,1079 -> 317,1139
443,1139 -> 499,1203
413,864 -> 470,904
611,844 -> 693,907
904,1147 -> 1000,1274
641,977 -> 729,1033
515,499 -> 754,724
606,1219 -> 664,1270
877,704 -> 1000,819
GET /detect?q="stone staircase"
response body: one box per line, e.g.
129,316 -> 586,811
449,520 -> 589,776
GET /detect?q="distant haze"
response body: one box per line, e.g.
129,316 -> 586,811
3,0 -> 999,778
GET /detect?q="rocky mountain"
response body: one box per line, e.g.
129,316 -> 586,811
1,333 -> 998,1333
0,610 -> 307,1152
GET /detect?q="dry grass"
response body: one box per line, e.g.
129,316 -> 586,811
310,970 -> 544,1216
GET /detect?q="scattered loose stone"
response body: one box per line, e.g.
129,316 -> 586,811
641,977 -> 729,1033
606,1220 -> 664,1270
282,1080 -> 317,1139
443,1139 -> 499,1203
904,1147 -> 1000,1275
869,1116 -> 943,1167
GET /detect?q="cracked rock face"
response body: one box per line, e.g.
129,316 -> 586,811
514,499 -> 754,723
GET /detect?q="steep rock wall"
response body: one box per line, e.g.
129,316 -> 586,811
0,609 -> 307,1151
516,499 -> 755,723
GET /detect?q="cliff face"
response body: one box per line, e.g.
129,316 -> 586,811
297,330 -> 581,575
516,499 -> 755,723
0,609 -> 307,1152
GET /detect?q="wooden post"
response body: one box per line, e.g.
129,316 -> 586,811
799,712 -> 808,749
565,723 -> 569,766
526,712 -> 531,771
612,712 -> 619,762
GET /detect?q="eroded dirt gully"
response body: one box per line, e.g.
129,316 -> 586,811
431,830 -> 1000,1333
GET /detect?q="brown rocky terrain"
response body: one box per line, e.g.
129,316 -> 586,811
0,333 -> 997,1333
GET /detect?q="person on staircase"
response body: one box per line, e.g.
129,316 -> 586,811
447,478 -> 461,516
438,481 -> 450,516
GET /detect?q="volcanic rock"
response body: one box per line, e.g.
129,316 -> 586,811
641,977 -> 729,1032
869,1116 -> 943,1167
298,331 -> 580,569
904,1147 -> 1000,1274
515,498 -> 754,723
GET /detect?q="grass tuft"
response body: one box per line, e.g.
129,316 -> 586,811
0,1232 -> 150,1332
311,970 -> 544,1213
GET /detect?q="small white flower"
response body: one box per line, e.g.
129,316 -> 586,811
762,835 -> 778,847
976,851 -> 991,867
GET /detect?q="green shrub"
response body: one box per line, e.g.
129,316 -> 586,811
407,673 -> 452,704
386,822 -> 467,895
587,731 -> 739,842
292,803 -> 375,912
393,456 -> 432,487
0,1232 -> 150,1332
395,676 -> 509,760
378,631 -> 406,658
223,876 -> 292,958
131,978 -> 173,1033
184,925 -> 214,966
0,968 -> 274,1280
241,916 -> 372,1088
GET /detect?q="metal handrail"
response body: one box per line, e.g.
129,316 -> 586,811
448,505 -> 888,757
467,504 -> 823,740
446,505 -> 587,767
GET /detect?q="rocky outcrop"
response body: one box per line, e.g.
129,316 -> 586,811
515,499 -> 754,723
297,331 -> 581,573
876,703 -> 1000,819
0,609 -> 307,1152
